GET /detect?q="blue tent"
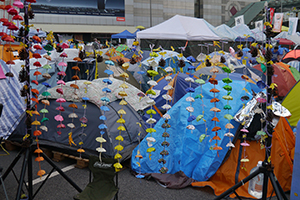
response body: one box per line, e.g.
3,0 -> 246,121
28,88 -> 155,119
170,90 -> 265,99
111,30 -> 136,39
131,73 -> 261,181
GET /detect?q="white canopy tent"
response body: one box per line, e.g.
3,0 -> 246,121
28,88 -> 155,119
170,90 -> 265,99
137,15 -> 221,41
214,24 -> 240,41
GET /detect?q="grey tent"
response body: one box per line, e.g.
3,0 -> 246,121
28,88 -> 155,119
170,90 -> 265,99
8,80 -> 147,160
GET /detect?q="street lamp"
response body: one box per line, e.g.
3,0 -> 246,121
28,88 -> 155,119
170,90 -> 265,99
150,0 -> 152,27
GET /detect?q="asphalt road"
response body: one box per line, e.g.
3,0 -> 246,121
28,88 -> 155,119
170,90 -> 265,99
0,147 -> 216,200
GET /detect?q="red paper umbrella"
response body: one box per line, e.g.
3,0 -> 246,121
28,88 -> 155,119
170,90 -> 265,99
56,88 -> 63,95
26,0 -> 37,3
31,80 -> 38,85
12,15 -> 23,21
33,61 -> 41,67
33,53 -> 41,59
5,5 -> 13,10
3,36 -> 14,42
7,8 -> 18,15
0,32 -> 7,37
7,24 -> 18,31
33,45 -> 42,50
60,52 -> 68,57
33,35 -> 41,43
2,21 -> 12,26
6,60 -> 15,65
0,18 -> 8,23
61,43 -> 69,49
33,71 -> 42,76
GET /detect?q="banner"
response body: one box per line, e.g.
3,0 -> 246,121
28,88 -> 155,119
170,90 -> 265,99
30,0 -> 125,17
255,20 -> 263,32
273,13 -> 284,32
235,15 -> 244,26
288,17 -> 298,35
269,8 -> 275,24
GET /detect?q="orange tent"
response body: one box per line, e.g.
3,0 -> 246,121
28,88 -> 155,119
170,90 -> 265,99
0,44 -> 33,62
192,117 -> 294,198
253,62 -> 296,97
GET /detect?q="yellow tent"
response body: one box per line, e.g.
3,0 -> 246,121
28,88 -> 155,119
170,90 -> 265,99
282,80 -> 300,127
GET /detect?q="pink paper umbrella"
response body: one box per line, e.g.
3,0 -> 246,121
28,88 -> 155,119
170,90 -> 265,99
58,62 -> 67,67
257,97 -> 267,103
240,128 -> 249,133
240,142 -> 250,147
56,98 -> 66,103
54,115 -> 64,122
13,0 -> 24,9
57,80 -> 65,85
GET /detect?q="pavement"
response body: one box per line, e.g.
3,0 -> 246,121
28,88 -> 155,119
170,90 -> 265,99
0,146 -> 216,200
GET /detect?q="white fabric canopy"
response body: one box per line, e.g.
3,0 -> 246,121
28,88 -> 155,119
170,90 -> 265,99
214,24 -> 240,41
137,15 -> 221,41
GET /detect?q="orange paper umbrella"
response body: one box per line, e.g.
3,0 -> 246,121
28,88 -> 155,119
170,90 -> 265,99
213,146 -> 223,150
33,35 -> 41,43
70,83 -> 79,89
212,126 -> 221,132
31,98 -> 39,103
33,71 -> 42,76
35,157 -> 44,162
72,66 -> 80,71
210,98 -> 220,103
33,130 -> 42,136
31,89 -> 39,95
69,103 -> 78,109
209,78 -> 218,85
211,117 -> 220,122
210,88 -> 220,93
34,148 -> 43,153
73,57 -> 82,62
72,75 -> 80,80
212,135 -> 221,140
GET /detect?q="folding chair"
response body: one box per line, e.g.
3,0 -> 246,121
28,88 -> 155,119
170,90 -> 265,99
0,167 -> 9,200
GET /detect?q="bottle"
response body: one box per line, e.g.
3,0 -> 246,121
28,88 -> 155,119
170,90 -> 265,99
248,161 -> 264,199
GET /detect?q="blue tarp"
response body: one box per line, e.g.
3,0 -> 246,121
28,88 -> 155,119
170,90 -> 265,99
291,120 -> 300,200
0,60 -> 24,139
111,30 -> 136,39
132,73 -> 261,181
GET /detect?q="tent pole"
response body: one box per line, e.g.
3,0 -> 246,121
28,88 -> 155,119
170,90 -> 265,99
2,2 -> 82,199
215,7 -> 289,200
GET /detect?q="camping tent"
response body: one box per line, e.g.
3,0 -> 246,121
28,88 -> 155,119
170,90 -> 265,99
111,30 -> 136,39
214,24 -> 240,41
253,62 -> 297,97
131,73 -> 261,181
137,15 -> 221,41
192,117 -> 294,198
282,80 -> 300,127
0,60 -> 24,139
9,80 -> 148,160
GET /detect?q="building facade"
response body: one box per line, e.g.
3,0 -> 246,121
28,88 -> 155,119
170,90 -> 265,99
2,0 -> 260,41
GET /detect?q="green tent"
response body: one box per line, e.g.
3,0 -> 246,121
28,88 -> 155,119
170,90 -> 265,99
282,80 -> 300,127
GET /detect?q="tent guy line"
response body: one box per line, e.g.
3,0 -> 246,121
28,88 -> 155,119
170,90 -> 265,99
27,164 -> 76,186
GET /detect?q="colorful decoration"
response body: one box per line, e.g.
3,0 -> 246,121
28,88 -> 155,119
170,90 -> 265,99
135,122 -> 144,178
158,68 -> 173,174
113,63 -> 130,172
208,65 -> 222,155
185,75 -> 196,133
68,57 -> 82,147
222,67 -> 235,148
145,60 -> 159,160
195,78 -> 207,142
97,70 -> 113,163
